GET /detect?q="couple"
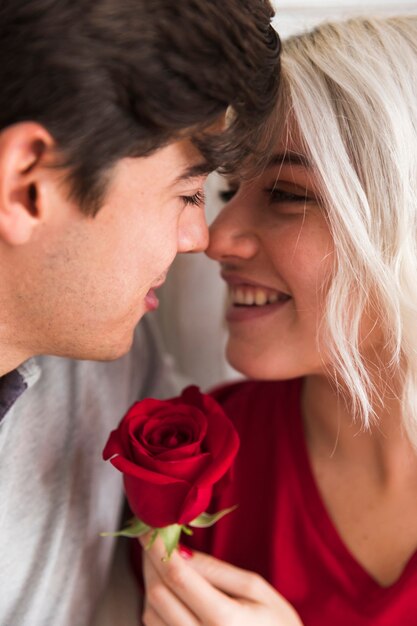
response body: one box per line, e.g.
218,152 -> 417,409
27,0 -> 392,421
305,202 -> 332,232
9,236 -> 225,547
1,2 -> 416,625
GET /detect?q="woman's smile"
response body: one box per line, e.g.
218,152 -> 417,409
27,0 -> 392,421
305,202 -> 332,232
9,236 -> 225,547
223,275 -> 292,322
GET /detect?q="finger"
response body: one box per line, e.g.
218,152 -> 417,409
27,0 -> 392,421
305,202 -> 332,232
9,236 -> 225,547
143,552 -> 199,626
141,604 -> 167,626
142,535 -> 238,623
139,531 -> 155,549
185,550 -> 274,603
187,550 -> 303,625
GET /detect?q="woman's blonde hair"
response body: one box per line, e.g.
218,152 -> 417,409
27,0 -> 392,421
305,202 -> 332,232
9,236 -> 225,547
278,16 -> 417,440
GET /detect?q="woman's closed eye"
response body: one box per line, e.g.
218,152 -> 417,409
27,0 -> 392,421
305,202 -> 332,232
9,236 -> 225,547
218,184 -> 316,207
265,187 -> 314,204
218,188 -> 237,204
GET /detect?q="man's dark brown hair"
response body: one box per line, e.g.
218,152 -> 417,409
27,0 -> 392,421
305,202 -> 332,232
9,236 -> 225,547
0,0 -> 280,213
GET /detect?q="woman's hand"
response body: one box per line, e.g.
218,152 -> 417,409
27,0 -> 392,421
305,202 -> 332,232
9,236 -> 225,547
140,536 -> 303,626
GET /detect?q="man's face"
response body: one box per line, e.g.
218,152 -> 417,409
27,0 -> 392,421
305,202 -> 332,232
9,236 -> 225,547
14,138 -> 209,360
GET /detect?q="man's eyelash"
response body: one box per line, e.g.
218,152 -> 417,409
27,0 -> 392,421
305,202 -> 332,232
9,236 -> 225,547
182,190 -> 205,207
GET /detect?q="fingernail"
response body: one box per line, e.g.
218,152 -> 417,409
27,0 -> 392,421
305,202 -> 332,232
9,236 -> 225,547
178,544 -> 193,560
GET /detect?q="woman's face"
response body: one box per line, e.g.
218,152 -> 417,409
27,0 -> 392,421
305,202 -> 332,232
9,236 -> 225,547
206,130 -> 335,380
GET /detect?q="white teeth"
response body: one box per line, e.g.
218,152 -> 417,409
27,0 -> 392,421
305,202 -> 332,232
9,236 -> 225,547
234,288 -> 245,305
255,289 -> 268,306
244,291 -> 255,306
229,286 -> 289,307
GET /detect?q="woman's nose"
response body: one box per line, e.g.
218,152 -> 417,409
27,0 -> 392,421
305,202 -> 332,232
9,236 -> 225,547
206,201 -> 258,262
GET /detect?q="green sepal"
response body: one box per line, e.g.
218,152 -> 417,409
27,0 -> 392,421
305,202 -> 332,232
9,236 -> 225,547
145,529 -> 159,550
100,516 -> 151,539
189,505 -> 238,528
145,524 -> 183,560
101,506 -> 238,559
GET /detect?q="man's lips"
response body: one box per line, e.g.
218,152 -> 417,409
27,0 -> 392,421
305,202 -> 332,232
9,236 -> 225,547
145,274 -> 168,311
145,289 -> 159,311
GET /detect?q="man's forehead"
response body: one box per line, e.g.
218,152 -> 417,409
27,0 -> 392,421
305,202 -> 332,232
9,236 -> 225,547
174,160 -> 212,185
148,136 -> 212,186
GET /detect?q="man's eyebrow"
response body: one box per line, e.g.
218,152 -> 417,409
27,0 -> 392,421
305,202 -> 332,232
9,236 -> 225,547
175,161 -> 213,184
267,151 -> 311,168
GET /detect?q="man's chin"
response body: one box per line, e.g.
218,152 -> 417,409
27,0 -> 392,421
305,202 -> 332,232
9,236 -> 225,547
67,328 -> 136,363
92,334 -> 136,362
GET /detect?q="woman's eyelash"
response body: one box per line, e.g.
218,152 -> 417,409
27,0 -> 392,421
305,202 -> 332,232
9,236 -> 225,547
218,189 -> 237,203
182,190 -> 205,208
217,187 -> 312,205
266,188 -> 310,203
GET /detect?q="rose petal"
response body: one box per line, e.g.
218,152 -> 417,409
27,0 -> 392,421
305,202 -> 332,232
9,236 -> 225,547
148,441 -> 202,461
177,485 -> 213,525
141,408 -> 206,446
102,428 -> 124,460
109,454 -> 182,485
128,431 -> 203,461
121,447 -> 212,482
123,473 -> 192,527
190,393 -> 240,487
114,399 -> 181,454
137,409 -> 207,457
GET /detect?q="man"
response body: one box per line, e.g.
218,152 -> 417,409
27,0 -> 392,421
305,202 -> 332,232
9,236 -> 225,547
0,0 -> 280,624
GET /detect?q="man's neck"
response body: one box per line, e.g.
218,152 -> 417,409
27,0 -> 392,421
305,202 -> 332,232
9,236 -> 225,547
0,340 -> 31,377
0,280 -> 33,376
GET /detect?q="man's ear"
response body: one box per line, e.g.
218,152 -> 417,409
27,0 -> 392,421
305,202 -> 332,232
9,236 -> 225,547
0,122 -> 56,245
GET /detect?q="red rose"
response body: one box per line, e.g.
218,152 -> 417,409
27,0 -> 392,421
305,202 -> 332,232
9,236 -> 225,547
103,386 -> 239,528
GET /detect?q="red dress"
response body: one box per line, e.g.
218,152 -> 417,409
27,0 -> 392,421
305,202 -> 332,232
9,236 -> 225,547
183,378 -> 417,625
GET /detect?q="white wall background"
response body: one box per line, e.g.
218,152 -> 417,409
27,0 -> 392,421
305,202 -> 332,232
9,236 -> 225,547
155,0 -> 417,391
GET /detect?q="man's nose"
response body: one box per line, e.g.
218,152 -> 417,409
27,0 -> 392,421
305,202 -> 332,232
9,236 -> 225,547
178,207 -> 209,253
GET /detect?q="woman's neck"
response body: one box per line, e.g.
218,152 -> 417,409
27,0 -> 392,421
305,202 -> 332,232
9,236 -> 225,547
301,374 -> 416,486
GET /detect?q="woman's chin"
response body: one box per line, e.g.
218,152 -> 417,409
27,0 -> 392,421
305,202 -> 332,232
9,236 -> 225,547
226,345 -> 276,380
225,341 -> 313,381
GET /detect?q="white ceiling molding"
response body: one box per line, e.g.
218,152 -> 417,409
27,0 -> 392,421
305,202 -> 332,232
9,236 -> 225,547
273,0 -> 417,8
272,1 -> 417,38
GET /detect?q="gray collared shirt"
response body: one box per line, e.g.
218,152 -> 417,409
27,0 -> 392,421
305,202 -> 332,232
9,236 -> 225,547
0,317 -> 179,626
0,359 -> 40,423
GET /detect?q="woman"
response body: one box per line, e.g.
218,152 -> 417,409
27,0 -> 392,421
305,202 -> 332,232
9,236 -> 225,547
140,15 -> 417,625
